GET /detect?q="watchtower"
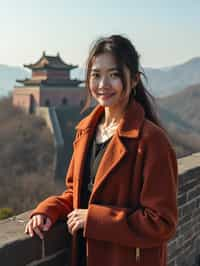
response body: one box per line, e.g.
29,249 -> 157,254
13,52 -> 84,113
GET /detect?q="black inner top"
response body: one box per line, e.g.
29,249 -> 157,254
77,133 -> 112,266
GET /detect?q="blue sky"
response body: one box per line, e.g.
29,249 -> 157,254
0,0 -> 200,68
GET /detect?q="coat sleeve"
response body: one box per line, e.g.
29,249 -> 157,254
30,152 -> 75,225
84,129 -> 178,248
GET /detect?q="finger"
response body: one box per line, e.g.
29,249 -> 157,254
67,216 -> 74,225
67,215 -> 79,227
67,214 -> 76,224
25,218 -> 37,236
67,219 -> 77,235
71,220 -> 83,235
43,217 -> 52,231
67,218 -> 76,230
32,217 -> 38,229
67,212 -> 76,219
71,222 -> 80,235
37,215 -> 44,229
67,222 -> 73,234
33,227 -> 44,240
24,222 -> 29,233
25,223 -> 31,234
28,223 -> 35,237
32,217 -> 42,238
67,209 -> 79,218
25,220 -> 33,236
67,224 -> 72,235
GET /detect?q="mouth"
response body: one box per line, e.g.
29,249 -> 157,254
97,93 -> 115,98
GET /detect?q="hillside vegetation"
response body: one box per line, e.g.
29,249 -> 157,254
158,83 -> 200,157
159,84 -> 200,131
1,84 -> 200,217
0,97 -> 61,216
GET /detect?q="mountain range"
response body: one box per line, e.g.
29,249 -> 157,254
0,65 -> 29,97
157,83 -> 200,157
73,56 -> 200,97
145,57 -> 200,97
1,57 -> 200,98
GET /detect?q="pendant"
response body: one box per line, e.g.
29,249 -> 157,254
88,182 -> 93,192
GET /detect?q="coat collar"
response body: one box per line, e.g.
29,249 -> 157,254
75,98 -> 145,139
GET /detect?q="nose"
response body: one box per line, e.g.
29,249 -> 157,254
98,76 -> 109,89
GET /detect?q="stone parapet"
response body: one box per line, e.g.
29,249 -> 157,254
0,211 -> 71,266
0,154 -> 200,265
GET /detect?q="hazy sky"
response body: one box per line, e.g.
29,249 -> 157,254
0,0 -> 200,68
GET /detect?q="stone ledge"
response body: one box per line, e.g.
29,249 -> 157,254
0,211 -> 71,266
178,152 -> 200,175
1,153 -> 200,265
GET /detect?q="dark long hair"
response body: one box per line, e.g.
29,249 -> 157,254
81,34 -> 164,130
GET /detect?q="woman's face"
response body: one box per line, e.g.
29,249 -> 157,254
89,53 -> 133,110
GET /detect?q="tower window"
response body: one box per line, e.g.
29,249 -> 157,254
45,99 -> 51,106
62,97 -> 68,105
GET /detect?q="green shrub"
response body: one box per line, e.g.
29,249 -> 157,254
0,207 -> 14,220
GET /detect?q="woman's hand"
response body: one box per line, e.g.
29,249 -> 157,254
67,209 -> 88,235
24,214 -> 52,240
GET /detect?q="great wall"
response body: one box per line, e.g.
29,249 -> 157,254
1,53 -> 199,266
0,146 -> 200,265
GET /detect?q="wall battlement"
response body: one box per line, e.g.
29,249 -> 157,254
0,153 -> 200,266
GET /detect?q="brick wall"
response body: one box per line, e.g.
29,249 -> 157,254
168,153 -> 200,266
0,154 -> 200,266
13,87 -> 40,113
12,85 -> 85,113
40,86 -> 84,107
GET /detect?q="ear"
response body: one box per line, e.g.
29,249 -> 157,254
131,73 -> 140,88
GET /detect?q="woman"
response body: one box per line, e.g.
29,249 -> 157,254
25,35 -> 178,266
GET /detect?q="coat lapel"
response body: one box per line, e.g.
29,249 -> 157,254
89,133 -> 127,203
73,98 -> 145,206
73,128 -> 93,208
72,105 -> 104,207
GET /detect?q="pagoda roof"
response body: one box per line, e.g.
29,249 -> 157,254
16,78 -> 83,87
24,52 -> 78,70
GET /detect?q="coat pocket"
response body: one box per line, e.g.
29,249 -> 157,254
135,247 -> 140,262
134,246 -> 162,265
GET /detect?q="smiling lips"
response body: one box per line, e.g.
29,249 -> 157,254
97,93 -> 115,98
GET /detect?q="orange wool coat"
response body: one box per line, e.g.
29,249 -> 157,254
32,98 -> 178,266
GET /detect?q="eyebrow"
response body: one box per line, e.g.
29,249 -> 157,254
90,67 -> 119,72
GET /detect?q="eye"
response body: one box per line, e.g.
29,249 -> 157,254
110,72 -> 120,78
90,72 -> 100,79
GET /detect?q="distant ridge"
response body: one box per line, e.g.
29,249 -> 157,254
73,56 -> 200,97
0,65 -> 29,97
1,56 -> 200,98
158,83 -> 200,157
159,83 -> 200,130
145,57 -> 200,97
